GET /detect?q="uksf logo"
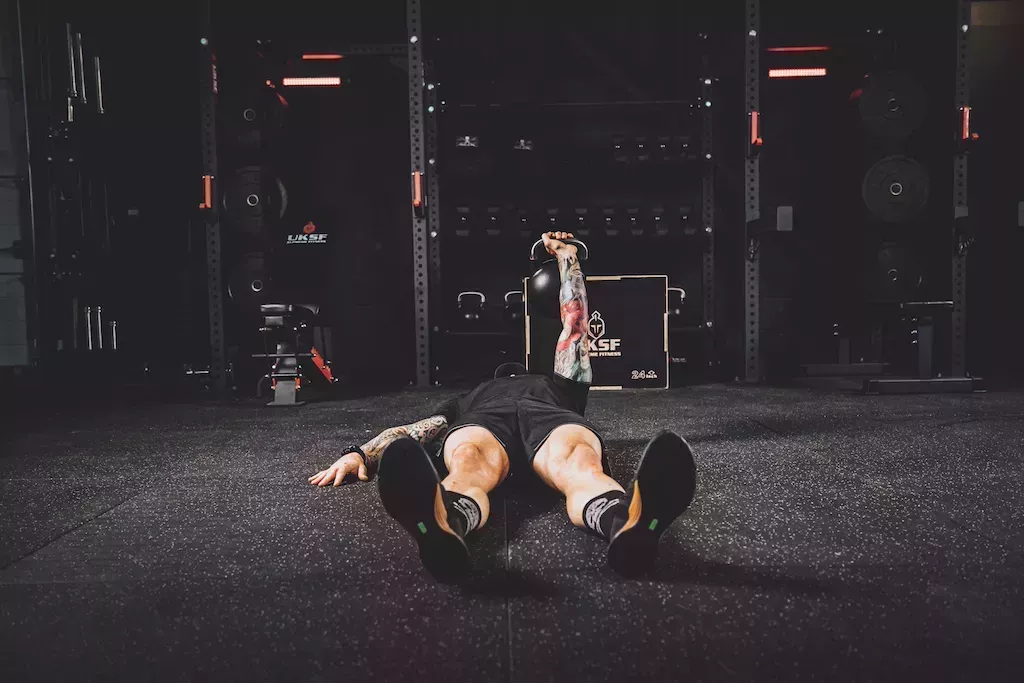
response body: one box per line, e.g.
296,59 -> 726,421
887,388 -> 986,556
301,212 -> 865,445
588,311 -> 622,357
287,221 -> 329,245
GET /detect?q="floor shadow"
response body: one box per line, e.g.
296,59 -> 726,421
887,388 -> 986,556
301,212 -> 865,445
648,549 -> 890,601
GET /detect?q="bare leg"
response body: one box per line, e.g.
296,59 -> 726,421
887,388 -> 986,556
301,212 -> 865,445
531,424 -> 622,527
441,426 -> 510,529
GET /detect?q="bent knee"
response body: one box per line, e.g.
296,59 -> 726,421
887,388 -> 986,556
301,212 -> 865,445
446,440 -> 509,483
536,430 -> 603,481
561,443 -> 603,474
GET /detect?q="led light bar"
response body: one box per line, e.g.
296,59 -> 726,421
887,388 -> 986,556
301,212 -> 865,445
766,46 -> 830,53
282,77 -> 342,87
302,53 -> 343,60
768,67 -> 827,79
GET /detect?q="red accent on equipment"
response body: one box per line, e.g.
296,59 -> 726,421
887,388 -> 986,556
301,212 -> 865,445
310,347 -> 335,383
412,172 -> 423,208
199,175 -> 213,209
766,46 -> 830,53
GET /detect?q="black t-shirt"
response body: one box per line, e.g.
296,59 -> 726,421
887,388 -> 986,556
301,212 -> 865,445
432,374 -> 590,424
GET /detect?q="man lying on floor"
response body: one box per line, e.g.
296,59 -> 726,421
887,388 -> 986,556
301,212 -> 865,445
309,232 -> 697,578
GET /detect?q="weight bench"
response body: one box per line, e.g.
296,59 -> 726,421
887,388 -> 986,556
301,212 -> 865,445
254,303 -> 336,406
863,301 -> 982,394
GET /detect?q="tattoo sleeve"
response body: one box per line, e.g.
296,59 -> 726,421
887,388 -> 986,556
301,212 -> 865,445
553,249 -> 593,384
359,415 -> 449,470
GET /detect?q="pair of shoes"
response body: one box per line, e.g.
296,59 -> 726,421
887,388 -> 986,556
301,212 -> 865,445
607,430 -> 697,578
377,437 -> 469,580
377,431 -> 697,580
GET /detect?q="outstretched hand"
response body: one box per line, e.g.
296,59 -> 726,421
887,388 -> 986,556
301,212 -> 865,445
309,452 -> 368,487
542,231 -> 577,259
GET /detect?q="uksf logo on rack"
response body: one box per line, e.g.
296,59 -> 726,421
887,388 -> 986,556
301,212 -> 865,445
287,222 -> 329,244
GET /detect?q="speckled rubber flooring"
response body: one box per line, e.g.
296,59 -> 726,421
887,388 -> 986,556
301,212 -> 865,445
2,385 -> 1023,682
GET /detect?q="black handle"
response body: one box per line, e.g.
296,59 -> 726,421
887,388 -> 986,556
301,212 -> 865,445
530,238 -> 589,262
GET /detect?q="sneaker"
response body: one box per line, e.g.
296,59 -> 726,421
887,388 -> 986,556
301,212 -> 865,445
607,430 -> 697,577
377,437 -> 470,579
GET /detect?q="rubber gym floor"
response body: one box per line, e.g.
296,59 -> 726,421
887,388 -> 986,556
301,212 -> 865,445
2,384 -> 1023,682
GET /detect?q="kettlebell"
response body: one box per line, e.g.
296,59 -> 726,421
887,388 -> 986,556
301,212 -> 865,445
527,260 -> 561,319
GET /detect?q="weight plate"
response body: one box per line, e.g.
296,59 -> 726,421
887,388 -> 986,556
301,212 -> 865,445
220,89 -> 287,152
861,155 -> 929,224
867,245 -> 922,302
227,252 -> 274,313
222,166 -> 288,235
858,70 -> 928,140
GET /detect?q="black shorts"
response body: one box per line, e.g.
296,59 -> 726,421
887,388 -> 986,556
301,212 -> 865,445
436,397 -> 609,480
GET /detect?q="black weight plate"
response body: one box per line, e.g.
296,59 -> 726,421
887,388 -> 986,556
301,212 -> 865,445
220,88 -> 288,152
866,244 -> 923,302
861,155 -> 930,224
222,166 -> 288,235
858,70 -> 928,140
227,252 -> 274,313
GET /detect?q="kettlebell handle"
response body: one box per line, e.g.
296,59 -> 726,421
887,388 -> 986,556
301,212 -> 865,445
530,238 -> 589,262
457,291 -> 486,306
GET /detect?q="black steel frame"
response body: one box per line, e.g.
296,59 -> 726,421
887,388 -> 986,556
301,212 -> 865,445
701,53 -> 716,352
198,1 -> 227,397
743,0 -> 760,383
197,1 -> 433,392
951,0 -> 970,378
406,0 -> 431,388
424,60 -> 442,386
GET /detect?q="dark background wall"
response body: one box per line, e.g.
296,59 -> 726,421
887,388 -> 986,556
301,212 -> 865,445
7,0 -> 1022,397
967,1 -> 1024,384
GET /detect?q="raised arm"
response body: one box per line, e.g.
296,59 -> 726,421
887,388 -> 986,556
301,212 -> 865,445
309,414 -> 449,487
544,231 -> 593,385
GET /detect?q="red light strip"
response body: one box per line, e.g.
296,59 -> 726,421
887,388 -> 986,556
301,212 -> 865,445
768,67 -> 827,79
750,111 -> 762,146
766,46 -> 830,53
302,53 -> 343,60
961,106 -> 971,140
282,77 -> 342,87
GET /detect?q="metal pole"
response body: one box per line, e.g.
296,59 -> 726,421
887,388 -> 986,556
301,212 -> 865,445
425,60 -> 443,385
407,0 -> 431,388
951,0 -> 971,377
85,305 -> 93,350
198,0 -> 227,396
93,56 -> 105,114
743,0 -> 761,383
700,51 -> 715,368
65,23 -> 77,99
15,0 -> 40,360
74,32 -> 86,104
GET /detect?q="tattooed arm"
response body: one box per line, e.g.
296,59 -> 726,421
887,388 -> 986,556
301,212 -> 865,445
308,415 -> 449,487
543,231 -> 593,385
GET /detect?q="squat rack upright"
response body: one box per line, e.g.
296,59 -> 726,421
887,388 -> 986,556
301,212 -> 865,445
196,0 -> 438,395
741,0 -> 975,387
